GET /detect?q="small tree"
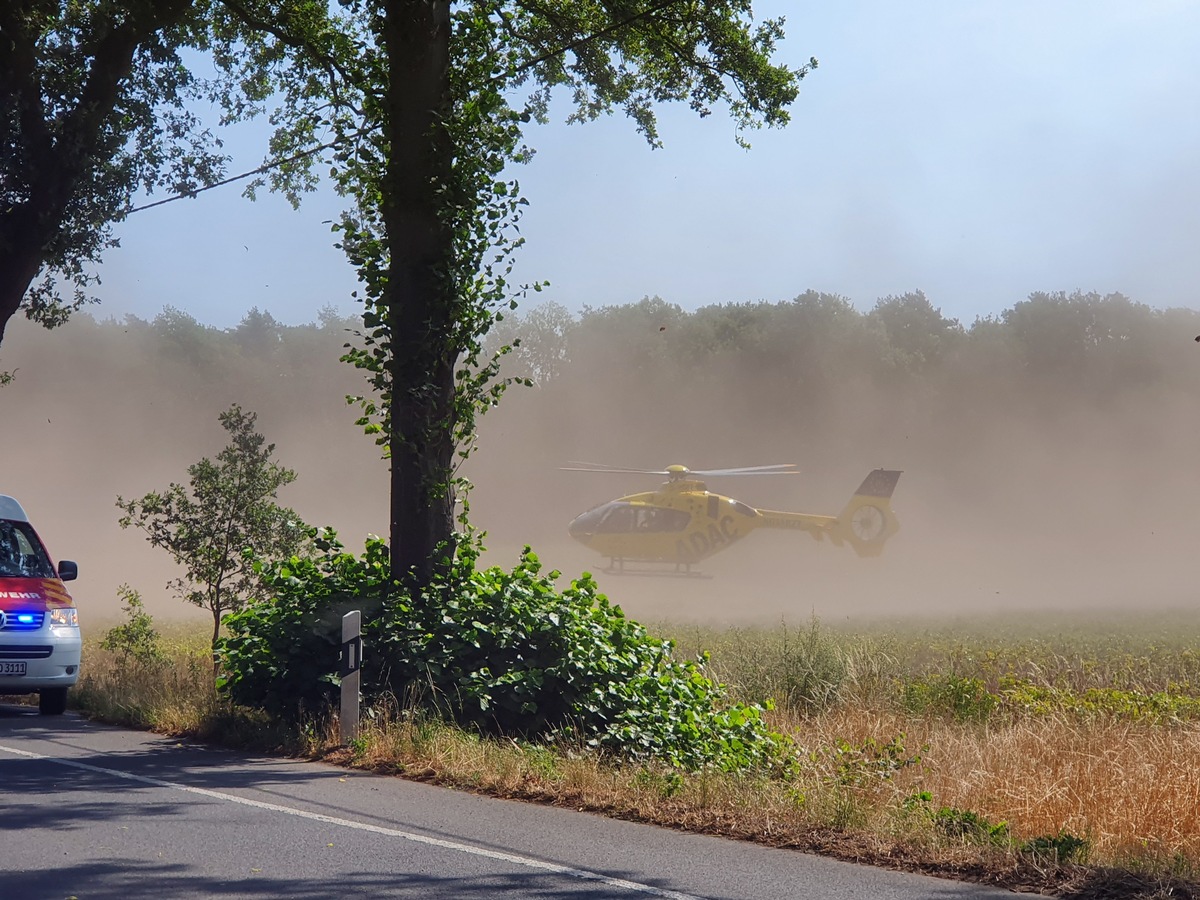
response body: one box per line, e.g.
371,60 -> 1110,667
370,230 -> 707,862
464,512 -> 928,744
101,585 -> 165,668
117,404 -> 309,653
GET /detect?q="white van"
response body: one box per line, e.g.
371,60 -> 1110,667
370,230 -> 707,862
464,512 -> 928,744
0,495 -> 81,715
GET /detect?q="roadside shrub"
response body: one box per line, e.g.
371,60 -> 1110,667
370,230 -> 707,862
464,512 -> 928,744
904,793 -> 1010,846
101,585 -> 166,668
216,531 -> 388,719
1021,830 -> 1090,864
827,733 -> 922,787
217,534 -> 789,771
932,805 -> 1010,845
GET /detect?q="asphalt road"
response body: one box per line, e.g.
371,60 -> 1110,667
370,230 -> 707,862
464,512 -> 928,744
0,704 -> 1034,900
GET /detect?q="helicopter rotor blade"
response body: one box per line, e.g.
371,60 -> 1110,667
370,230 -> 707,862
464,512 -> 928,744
560,461 -> 670,475
689,464 -> 800,477
561,461 -> 799,477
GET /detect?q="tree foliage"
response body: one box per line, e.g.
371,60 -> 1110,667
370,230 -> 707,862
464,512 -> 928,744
116,404 -> 310,651
870,290 -> 964,373
0,0 -> 351,371
2,0 -> 211,347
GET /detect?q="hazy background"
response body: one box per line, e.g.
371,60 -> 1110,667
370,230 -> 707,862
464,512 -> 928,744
3,291 -> 1197,629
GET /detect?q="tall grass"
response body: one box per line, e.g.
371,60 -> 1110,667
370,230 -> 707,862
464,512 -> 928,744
650,611 -> 1200,885
73,625 -> 215,730
73,623 -> 301,748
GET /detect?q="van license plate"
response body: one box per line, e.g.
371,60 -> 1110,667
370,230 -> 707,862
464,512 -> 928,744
0,662 -> 27,676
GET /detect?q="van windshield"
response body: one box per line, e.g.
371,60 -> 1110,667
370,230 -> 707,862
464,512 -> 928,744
0,520 -> 55,578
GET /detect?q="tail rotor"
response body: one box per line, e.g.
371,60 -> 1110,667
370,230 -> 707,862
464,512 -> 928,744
834,469 -> 902,556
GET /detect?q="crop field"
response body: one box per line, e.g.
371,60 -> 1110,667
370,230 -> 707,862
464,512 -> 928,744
668,612 -> 1200,877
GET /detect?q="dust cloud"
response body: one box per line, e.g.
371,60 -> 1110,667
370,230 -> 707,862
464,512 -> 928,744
1,307 -> 1197,631
466,364 -> 1200,628
0,315 -> 389,627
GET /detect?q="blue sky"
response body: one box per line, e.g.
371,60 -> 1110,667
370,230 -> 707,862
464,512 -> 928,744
91,1 -> 1200,329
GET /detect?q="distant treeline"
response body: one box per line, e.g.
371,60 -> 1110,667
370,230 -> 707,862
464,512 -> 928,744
492,289 -> 1200,399
480,290 -> 1200,473
4,304 -> 365,420
8,289 -> 1200,474
10,289 -> 1199,413
8,287 -> 1197,407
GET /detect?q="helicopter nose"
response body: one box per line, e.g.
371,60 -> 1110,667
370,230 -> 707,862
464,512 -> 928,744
568,503 -> 613,545
567,516 -> 590,543
568,508 -> 606,545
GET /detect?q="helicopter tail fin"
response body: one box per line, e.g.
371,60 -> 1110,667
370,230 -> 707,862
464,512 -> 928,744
833,469 -> 902,557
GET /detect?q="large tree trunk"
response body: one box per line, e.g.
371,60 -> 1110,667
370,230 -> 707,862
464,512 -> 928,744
380,1 -> 456,585
0,219 -> 48,348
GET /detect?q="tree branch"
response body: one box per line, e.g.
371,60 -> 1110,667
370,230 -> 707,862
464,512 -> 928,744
507,0 -> 687,78
217,0 -> 358,89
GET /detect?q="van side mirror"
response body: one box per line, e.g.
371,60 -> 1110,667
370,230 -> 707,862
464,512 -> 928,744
57,560 -> 78,581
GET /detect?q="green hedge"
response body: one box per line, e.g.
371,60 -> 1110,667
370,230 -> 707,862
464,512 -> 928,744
217,534 -> 788,771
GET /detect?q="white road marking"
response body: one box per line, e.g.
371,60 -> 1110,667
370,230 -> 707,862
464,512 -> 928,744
0,743 -> 701,900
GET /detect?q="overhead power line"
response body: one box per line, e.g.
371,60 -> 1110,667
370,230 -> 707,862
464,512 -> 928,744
127,0 -> 687,214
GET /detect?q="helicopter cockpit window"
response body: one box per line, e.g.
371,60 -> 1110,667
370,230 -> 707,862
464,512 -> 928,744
572,502 -> 693,535
594,503 -> 636,533
633,506 -> 691,533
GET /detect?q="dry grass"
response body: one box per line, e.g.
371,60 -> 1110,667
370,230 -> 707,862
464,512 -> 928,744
73,630 -> 217,730
777,706 -> 1200,870
68,617 -> 1200,899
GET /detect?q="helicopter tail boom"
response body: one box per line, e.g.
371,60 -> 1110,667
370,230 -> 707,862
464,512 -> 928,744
753,469 -> 901,557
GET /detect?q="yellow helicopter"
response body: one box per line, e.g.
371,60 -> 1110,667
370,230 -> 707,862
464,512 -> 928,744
564,463 -> 901,574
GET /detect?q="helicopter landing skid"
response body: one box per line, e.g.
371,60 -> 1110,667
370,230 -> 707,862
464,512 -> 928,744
601,560 -> 712,579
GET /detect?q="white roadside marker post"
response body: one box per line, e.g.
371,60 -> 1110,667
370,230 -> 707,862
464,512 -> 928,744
340,610 -> 362,744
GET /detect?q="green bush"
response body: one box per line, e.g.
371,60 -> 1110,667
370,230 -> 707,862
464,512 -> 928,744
829,733 -> 922,786
217,534 -> 789,771
101,585 -> 166,668
905,793 -> 1010,846
215,532 -> 379,719
932,805 -> 1010,845
1021,829 -> 1090,864
901,674 -> 998,722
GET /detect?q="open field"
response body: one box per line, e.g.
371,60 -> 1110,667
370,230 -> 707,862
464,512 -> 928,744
60,609 -> 1200,899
